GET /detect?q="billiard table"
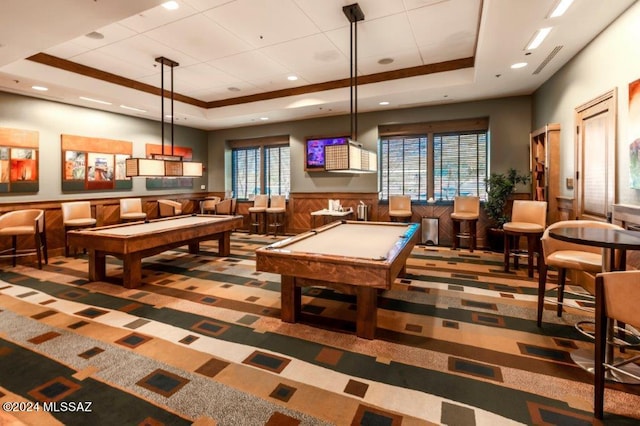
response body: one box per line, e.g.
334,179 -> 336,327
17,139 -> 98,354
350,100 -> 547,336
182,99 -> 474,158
256,220 -> 420,339
68,214 -> 243,288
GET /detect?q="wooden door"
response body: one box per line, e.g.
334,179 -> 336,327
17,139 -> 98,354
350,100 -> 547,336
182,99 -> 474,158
574,89 -> 617,220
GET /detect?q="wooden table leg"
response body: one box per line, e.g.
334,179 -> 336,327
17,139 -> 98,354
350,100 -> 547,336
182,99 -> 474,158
217,231 -> 231,256
88,249 -> 105,282
122,253 -> 142,289
188,242 -> 200,254
356,286 -> 377,339
280,275 -> 300,323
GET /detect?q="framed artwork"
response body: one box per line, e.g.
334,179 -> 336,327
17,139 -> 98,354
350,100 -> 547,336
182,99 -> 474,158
0,127 -> 39,194
61,134 -> 133,192
630,78 -> 640,189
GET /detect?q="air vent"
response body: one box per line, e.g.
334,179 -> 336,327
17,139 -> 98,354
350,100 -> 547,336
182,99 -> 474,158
533,45 -> 563,75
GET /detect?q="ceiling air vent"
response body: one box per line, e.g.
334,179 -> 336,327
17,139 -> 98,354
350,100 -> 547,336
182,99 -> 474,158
533,45 -> 563,75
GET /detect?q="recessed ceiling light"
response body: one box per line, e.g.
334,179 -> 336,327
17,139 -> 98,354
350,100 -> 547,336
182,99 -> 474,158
260,117 -> 269,121
378,58 -> 394,65
549,0 -> 574,18
526,27 -> 552,50
287,75 -> 298,81
379,101 -> 389,106
120,105 -> 147,113
85,31 -> 104,40
162,1 -> 179,10
511,62 -> 528,69
32,85 -> 48,91
79,96 -> 111,105
228,87 -> 241,92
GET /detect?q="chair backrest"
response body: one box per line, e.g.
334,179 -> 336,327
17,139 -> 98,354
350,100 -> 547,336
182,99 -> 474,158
453,196 -> 480,215
205,196 -> 221,204
253,194 -> 269,208
510,200 -> 547,226
594,270 -> 640,419
61,201 -> 92,222
215,198 -> 235,215
202,199 -> 219,213
389,195 -> 411,211
120,198 -> 142,215
270,195 -> 286,209
0,209 -> 44,232
597,270 -> 640,329
541,220 -> 623,256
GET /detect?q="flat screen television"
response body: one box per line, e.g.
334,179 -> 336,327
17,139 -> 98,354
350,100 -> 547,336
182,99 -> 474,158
305,136 -> 348,170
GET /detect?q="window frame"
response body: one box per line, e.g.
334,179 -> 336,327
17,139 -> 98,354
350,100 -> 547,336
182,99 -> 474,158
378,118 -> 489,202
229,135 -> 290,200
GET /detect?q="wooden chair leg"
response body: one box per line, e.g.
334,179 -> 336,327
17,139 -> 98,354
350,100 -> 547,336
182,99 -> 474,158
503,232 -> 511,273
34,232 -> 42,269
12,235 -> 17,267
452,220 -> 460,250
537,262 -> 548,327
469,219 -> 477,252
557,268 -> 566,317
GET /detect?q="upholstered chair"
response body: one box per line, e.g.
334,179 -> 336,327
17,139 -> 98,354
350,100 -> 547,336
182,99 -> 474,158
388,195 -> 412,222
503,200 -> 547,277
266,195 -> 286,236
119,198 -> 147,222
158,199 -> 183,217
200,196 -> 221,214
537,220 -> 624,326
61,201 -> 97,257
451,196 -> 480,252
248,194 -> 269,234
594,270 -> 640,420
215,198 -> 236,215
0,209 -> 48,269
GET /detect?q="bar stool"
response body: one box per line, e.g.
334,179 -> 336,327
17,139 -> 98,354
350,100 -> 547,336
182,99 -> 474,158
451,196 -> 480,252
248,194 -> 268,234
503,200 -> 547,277
267,195 -> 286,236
537,220 -> 624,327
594,270 -> 640,419
0,209 -> 48,269
389,195 -> 412,222
61,201 -> 96,257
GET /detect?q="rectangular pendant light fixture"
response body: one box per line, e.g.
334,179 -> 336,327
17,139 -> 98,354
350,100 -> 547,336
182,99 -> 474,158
126,56 -> 203,178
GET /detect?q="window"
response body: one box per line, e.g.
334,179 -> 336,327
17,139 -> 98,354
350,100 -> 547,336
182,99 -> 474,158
380,137 -> 427,201
378,118 -> 488,202
232,147 -> 260,200
434,132 -> 487,200
230,135 -> 290,200
265,145 -> 290,196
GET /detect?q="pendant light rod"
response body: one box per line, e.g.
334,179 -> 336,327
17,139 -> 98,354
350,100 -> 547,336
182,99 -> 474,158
343,3 -> 364,141
155,56 -> 179,157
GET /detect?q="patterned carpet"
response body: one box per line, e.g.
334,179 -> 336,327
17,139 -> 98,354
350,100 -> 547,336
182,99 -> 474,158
0,233 -> 639,425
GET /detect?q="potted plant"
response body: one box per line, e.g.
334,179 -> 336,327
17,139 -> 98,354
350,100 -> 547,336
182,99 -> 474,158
484,168 -> 530,251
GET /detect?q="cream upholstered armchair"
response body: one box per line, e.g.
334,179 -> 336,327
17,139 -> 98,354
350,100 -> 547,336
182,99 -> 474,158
388,195 -> 412,222
537,220 -> 624,327
201,196 -> 221,214
61,201 -> 97,257
503,200 -> 547,277
119,198 -> 147,222
451,196 -> 480,252
214,198 -> 236,215
158,199 -> 183,217
0,209 -> 48,269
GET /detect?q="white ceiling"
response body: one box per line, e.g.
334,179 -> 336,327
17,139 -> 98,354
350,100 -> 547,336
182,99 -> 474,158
0,0 -> 635,130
